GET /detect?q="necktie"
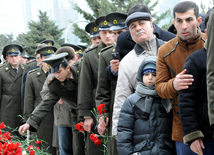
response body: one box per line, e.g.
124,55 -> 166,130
13,68 -> 18,74
46,72 -> 49,77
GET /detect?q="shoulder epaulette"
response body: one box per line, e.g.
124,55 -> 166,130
47,76 -> 56,85
85,45 -> 98,53
28,68 -> 38,74
100,45 -> 114,53
26,59 -> 36,64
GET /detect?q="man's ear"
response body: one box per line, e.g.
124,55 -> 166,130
197,17 -> 202,27
66,65 -> 70,71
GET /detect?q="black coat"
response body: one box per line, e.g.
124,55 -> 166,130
117,93 -> 174,155
179,48 -> 214,144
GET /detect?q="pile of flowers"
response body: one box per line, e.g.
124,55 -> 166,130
0,122 -> 51,155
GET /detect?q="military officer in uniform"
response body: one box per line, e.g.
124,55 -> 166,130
77,16 -> 114,155
18,53 -> 79,154
0,44 -> 24,134
24,46 -> 57,154
85,21 -> 101,46
96,12 -> 127,155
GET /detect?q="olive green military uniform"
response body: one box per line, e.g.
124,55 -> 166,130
207,8 -> 214,126
52,60 -> 85,155
24,66 -> 56,154
78,42 -> 107,155
96,45 -> 118,155
0,63 -> 24,131
26,65 -> 80,153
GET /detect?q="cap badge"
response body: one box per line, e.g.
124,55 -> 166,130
11,49 -> 15,52
48,64 -> 52,68
93,27 -> 97,32
48,43 -> 51,46
47,50 -> 51,53
113,19 -> 117,24
104,20 -> 107,25
78,50 -> 82,53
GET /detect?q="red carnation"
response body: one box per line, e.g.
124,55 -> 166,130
0,122 -> 5,129
90,134 -> 97,141
30,150 -> 35,155
97,103 -> 106,115
94,138 -> 102,145
75,122 -> 85,132
27,145 -> 34,152
35,140 -> 41,144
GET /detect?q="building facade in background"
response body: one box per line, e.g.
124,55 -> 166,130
0,0 -> 81,45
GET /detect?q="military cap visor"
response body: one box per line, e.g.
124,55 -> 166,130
91,32 -> 100,38
2,44 -> 23,58
21,53 -> 29,58
42,53 -> 68,73
125,12 -> 151,27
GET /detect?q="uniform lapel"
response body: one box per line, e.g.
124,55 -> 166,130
7,63 -> 16,79
14,64 -> 24,81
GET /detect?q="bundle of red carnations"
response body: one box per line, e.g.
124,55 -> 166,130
0,122 -> 51,155
75,103 -> 113,155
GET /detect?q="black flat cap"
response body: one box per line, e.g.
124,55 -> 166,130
125,12 -> 151,27
106,12 -> 127,31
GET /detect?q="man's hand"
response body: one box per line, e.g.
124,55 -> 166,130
83,118 -> 94,133
98,116 -> 109,135
58,99 -> 64,105
173,69 -> 194,91
18,123 -> 30,136
110,59 -> 120,72
190,139 -> 205,155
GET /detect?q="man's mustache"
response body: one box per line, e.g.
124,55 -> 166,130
136,30 -> 145,36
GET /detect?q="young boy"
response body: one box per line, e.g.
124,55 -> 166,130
117,56 -> 174,155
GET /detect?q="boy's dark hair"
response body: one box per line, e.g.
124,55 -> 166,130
56,47 -> 75,61
205,8 -> 213,28
127,4 -> 151,16
173,1 -> 199,19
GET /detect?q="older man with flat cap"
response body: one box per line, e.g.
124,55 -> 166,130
113,9 -> 165,142
0,44 -> 24,134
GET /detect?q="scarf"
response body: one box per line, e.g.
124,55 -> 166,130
136,82 -> 172,119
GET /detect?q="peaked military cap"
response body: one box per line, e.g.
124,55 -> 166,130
21,47 -> 29,58
85,22 -> 100,38
78,45 -> 87,57
42,53 -> 68,73
106,12 -> 127,31
35,43 -> 48,54
95,16 -> 111,31
2,44 -> 23,59
40,39 -> 54,46
125,12 -> 151,27
37,46 -> 57,57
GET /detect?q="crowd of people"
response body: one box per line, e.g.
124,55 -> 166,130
0,1 -> 213,155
